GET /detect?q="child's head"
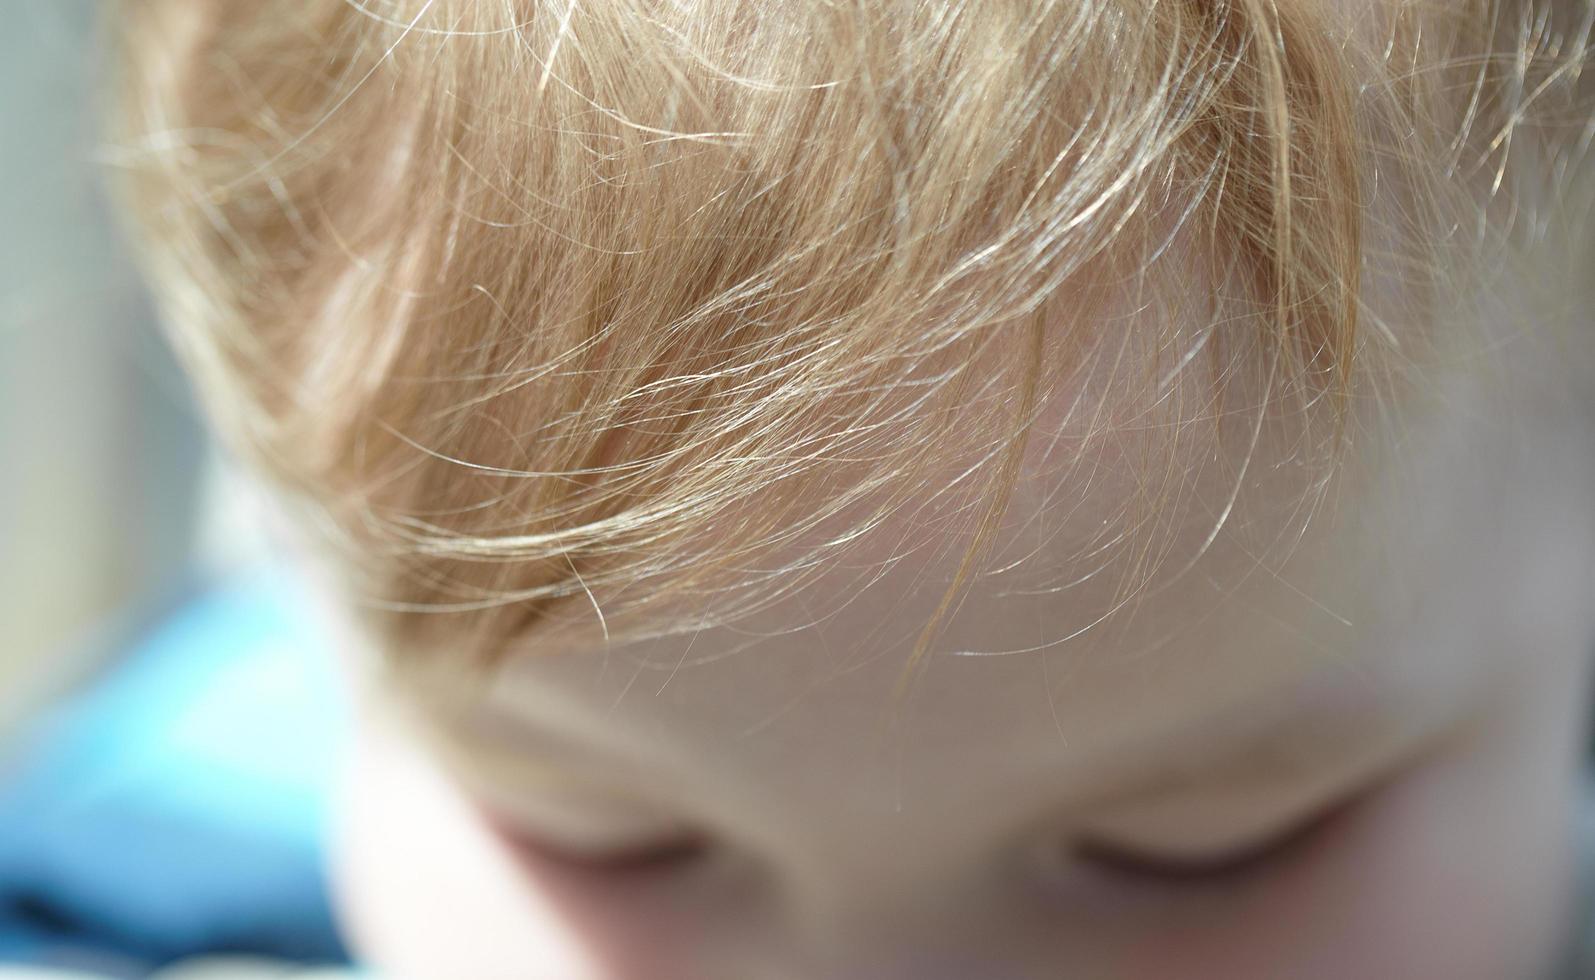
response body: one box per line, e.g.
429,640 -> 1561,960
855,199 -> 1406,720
108,1 -> 1595,977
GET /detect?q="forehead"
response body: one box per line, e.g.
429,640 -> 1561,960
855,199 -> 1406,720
401,355 -> 1590,835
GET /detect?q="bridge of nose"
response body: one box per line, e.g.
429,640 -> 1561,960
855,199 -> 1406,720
769,865 -> 1057,980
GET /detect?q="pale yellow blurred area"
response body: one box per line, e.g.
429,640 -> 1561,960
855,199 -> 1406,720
0,5 -> 207,732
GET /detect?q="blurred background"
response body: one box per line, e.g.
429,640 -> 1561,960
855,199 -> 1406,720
0,2 -> 205,737
1,10 -> 350,975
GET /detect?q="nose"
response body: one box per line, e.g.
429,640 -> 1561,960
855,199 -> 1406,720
773,859 -> 1041,980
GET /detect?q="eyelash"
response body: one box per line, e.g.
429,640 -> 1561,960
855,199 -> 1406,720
559,835 -> 714,873
1070,787 -> 1364,887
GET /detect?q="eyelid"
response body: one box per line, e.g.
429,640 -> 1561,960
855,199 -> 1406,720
471,787 -> 714,874
491,814 -> 715,874
1070,782 -> 1365,885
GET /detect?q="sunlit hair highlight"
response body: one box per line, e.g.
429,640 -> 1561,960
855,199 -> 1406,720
105,0 -> 1594,668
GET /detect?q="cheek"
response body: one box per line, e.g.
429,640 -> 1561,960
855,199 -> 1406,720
1119,666 -> 1585,980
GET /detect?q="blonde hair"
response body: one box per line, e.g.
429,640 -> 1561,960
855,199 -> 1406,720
105,0 -> 1593,667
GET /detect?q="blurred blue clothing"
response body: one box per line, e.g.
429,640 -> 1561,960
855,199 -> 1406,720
0,569 -> 353,975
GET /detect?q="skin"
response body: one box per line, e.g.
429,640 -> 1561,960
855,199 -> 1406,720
324,319 -> 1595,979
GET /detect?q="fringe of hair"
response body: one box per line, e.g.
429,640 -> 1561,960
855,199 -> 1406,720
103,0 -> 1594,668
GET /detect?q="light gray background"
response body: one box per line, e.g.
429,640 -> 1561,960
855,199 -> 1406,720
0,2 -> 205,731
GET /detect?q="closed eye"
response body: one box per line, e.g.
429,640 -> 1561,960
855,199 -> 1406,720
537,833 -> 715,874
1070,786 -> 1364,886
485,810 -> 715,875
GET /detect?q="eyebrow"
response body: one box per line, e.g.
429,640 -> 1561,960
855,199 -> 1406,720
420,663 -> 1412,818
1089,691 -> 1416,811
409,687 -> 682,800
